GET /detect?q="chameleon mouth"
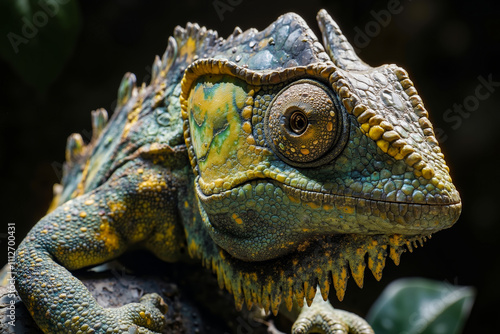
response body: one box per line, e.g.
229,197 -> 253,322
196,177 -> 462,235
198,176 -> 461,205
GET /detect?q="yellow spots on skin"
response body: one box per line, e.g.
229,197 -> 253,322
107,200 -> 126,219
339,205 -> 355,215
241,105 -> 253,119
187,239 -> 200,258
79,211 -> 87,218
97,220 -> 120,251
388,146 -> 399,157
80,227 -> 87,232
297,240 -> 310,252
138,174 -> 167,193
258,37 -> 273,49
246,135 -> 256,145
123,100 -> 143,138
361,123 -> 370,133
300,148 -> 310,155
368,125 -> 385,141
314,266 -> 323,276
323,204 -> 333,210
137,168 -> 144,174
153,82 -> 166,106
275,174 -> 286,183
184,201 -> 189,208
306,202 -> 320,209
242,122 -> 252,134
153,224 -> 176,245
376,139 -> 389,152
232,213 -> 243,225
179,37 -> 197,61
84,199 -> 94,206
40,229 -> 48,234
327,122 -> 333,131
214,179 -> 224,188
422,166 -> 435,180
288,195 -> 300,204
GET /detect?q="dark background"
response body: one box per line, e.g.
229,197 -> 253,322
1,0 -> 499,332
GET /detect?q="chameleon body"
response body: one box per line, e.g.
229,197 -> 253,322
14,9 -> 461,333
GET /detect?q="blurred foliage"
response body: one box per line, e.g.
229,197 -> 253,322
0,0 -> 81,94
367,278 -> 475,334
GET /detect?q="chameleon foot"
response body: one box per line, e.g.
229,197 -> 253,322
106,293 -> 168,334
292,292 -> 373,334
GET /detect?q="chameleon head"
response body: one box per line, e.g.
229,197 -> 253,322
179,9 -> 461,306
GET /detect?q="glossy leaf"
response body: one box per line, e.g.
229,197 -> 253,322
0,0 -> 81,93
367,278 -> 475,334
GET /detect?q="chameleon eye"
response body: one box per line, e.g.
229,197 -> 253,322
265,79 -> 348,167
288,109 -> 308,135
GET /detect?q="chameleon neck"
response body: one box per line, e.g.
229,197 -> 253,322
180,184 -> 423,315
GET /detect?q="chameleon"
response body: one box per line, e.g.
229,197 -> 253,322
13,9 -> 461,333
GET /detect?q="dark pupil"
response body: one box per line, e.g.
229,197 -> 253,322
289,110 -> 308,134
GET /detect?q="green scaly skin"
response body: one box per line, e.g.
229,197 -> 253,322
13,9 -> 461,333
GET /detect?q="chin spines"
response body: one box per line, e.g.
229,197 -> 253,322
199,233 -> 431,315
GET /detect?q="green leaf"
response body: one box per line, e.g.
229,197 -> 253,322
0,0 -> 81,94
367,278 -> 475,334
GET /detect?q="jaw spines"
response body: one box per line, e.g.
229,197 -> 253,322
304,276 -> 319,307
318,270 -> 331,302
192,233 -> 432,314
388,234 -> 406,265
367,242 -> 387,281
405,234 -> 431,253
332,256 -> 349,301
270,283 -> 282,316
348,248 -> 367,289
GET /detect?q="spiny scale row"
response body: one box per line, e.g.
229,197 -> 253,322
65,20 -> 220,165
65,108 -> 108,164
188,233 -> 430,315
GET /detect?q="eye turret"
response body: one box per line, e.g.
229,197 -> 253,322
265,80 -> 349,167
